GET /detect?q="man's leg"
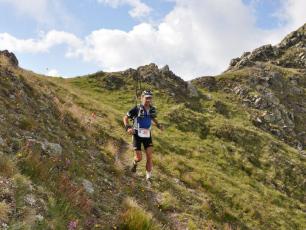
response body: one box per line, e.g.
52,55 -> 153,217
131,135 -> 142,172
134,150 -> 142,162
131,150 -> 142,173
145,146 -> 153,180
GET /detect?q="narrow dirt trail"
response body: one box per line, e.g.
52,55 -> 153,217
113,140 -> 178,229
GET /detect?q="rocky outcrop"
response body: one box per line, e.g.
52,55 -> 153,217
192,76 -> 217,91
227,23 -> 306,71
25,139 -> 63,156
227,70 -> 306,150
218,24 -> 306,150
123,63 -> 198,100
137,63 -> 188,93
277,24 -> 306,50
0,50 -> 19,67
187,81 -> 199,97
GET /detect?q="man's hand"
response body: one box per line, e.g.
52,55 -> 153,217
124,122 -> 134,134
127,128 -> 134,135
157,123 -> 164,131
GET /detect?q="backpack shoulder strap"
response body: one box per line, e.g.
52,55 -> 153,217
149,105 -> 157,118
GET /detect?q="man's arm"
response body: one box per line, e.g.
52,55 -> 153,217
123,115 -> 129,127
124,106 -> 138,134
152,118 -> 163,130
123,115 -> 134,134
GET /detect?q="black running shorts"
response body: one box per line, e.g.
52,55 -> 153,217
132,133 -> 153,151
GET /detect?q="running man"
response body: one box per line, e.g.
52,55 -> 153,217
123,90 -> 163,182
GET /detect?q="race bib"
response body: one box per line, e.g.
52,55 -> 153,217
138,128 -> 151,138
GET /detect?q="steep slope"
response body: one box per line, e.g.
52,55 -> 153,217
0,24 -> 305,230
0,51 -> 127,229
47,59 -> 305,228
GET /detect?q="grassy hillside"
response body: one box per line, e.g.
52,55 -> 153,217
1,56 -> 305,230
0,23 -> 306,229
59,69 -> 306,229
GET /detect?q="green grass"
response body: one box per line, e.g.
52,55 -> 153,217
0,63 -> 305,229
45,72 -> 306,229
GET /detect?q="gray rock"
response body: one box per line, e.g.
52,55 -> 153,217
206,94 -> 212,100
254,97 -> 262,107
241,52 -> 251,59
297,142 -> 303,151
82,179 -> 94,194
0,137 -> 4,146
196,76 -> 217,91
233,86 -> 242,95
24,194 -> 36,206
1,223 -> 8,230
187,82 -> 199,97
229,57 -> 240,66
289,86 -> 304,95
249,44 -> 275,61
256,117 -> 262,123
263,113 -> 277,123
41,141 -> 62,156
160,65 -> 170,73
36,214 -> 44,222
264,92 -> 280,105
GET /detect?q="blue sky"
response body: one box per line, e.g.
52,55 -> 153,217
0,0 -> 305,80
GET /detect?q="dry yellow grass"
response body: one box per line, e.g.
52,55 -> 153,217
0,202 -> 10,223
120,197 -> 160,230
0,156 -> 17,177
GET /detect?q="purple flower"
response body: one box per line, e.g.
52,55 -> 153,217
68,220 -> 78,230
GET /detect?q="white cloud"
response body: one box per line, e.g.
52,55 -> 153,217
0,0 -> 305,80
276,0 -> 306,35
97,0 -> 152,18
76,0 -> 306,79
0,30 -> 82,53
75,0 -> 265,79
46,68 -> 59,76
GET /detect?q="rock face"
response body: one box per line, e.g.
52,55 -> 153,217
137,63 -> 190,97
210,65 -> 306,150
98,63 -> 198,101
227,23 -> 306,71
187,81 -> 199,97
218,69 -> 305,150
122,63 -> 198,101
194,24 -> 306,150
0,50 -> 19,67
192,76 -> 217,91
